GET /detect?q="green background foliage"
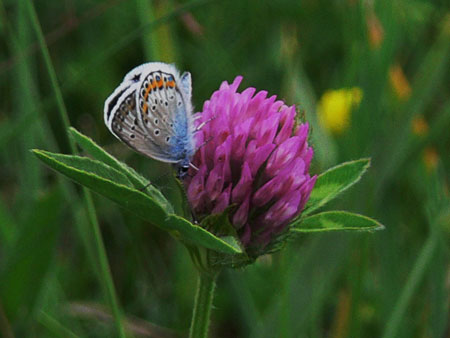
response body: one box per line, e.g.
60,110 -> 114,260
0,0 -> 449,337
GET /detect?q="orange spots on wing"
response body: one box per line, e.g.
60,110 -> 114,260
143,80 -> 158,100
143,103 -> 148,114
143,77 -> 175,101
144,86 -> 151,100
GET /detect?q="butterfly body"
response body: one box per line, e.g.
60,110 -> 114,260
104,62 -> 195,178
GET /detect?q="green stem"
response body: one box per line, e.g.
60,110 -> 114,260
189,271 -> 219,338
26,1 -> 126,337
381,230 -> 439,338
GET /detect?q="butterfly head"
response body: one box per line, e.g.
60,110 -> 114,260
175,157 -> 191,179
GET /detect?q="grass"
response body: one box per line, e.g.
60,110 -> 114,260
0,0 -> 449,337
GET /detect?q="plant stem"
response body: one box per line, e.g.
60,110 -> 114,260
189,271 -> 219,338
26,1 -> 126,337
381,230 -> 439,338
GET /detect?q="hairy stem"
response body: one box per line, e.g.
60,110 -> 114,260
189,271 -> 219,338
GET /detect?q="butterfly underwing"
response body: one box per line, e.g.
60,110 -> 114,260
104,62 -> 196,178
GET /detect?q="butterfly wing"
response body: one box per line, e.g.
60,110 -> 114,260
137,72 -> 192,154
104,76 -> 178,163
104,62 -> 195,164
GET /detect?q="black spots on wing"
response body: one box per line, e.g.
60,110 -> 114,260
113,122 -> 123,132
132,74 -> 140,82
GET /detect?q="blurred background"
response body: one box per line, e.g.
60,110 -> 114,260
0,0 -> 449,337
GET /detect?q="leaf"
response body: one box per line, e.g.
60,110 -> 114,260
40,151 -> 134,187
291,211 -> 384,233
200,207 -> 244,254
200,205 -> 238,237
304,158 -> 370,215
167,215 -> 243,254
68,127 -> 172,213
32,149 -> 241,254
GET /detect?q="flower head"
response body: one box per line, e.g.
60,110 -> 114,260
185,76 -> 316,256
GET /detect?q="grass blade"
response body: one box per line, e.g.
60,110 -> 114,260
26,2 -> 126,336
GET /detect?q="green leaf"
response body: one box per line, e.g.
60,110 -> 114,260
291,211 -> 384,233
32,149 -> 241,254
40,151 -> 134,187
304,158 -> 370,215
200,206 -> 244,254
167,215 -> 242,254
200,205 -> 238,236
68,127 -> 172,213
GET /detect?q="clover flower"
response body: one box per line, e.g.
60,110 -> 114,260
185,76 -> 316,255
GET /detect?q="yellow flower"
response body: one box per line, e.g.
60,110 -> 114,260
317,87 -> 363,135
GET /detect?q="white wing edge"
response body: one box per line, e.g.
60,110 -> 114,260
125,62 -> 181,83
104,85 -> 137,140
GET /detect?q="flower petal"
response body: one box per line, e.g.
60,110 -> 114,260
232,193 -> 250,228
212,184 -> 232,214
231,162 -> 253,204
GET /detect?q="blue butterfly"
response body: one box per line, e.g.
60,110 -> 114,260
104,62 -> 196,178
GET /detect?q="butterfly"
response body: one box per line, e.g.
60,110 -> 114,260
104,62 -> 196,178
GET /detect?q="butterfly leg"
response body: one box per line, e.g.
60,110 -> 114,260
197,136 -> 214,149
189,162 -> 199,171
195,116 -> 217,132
